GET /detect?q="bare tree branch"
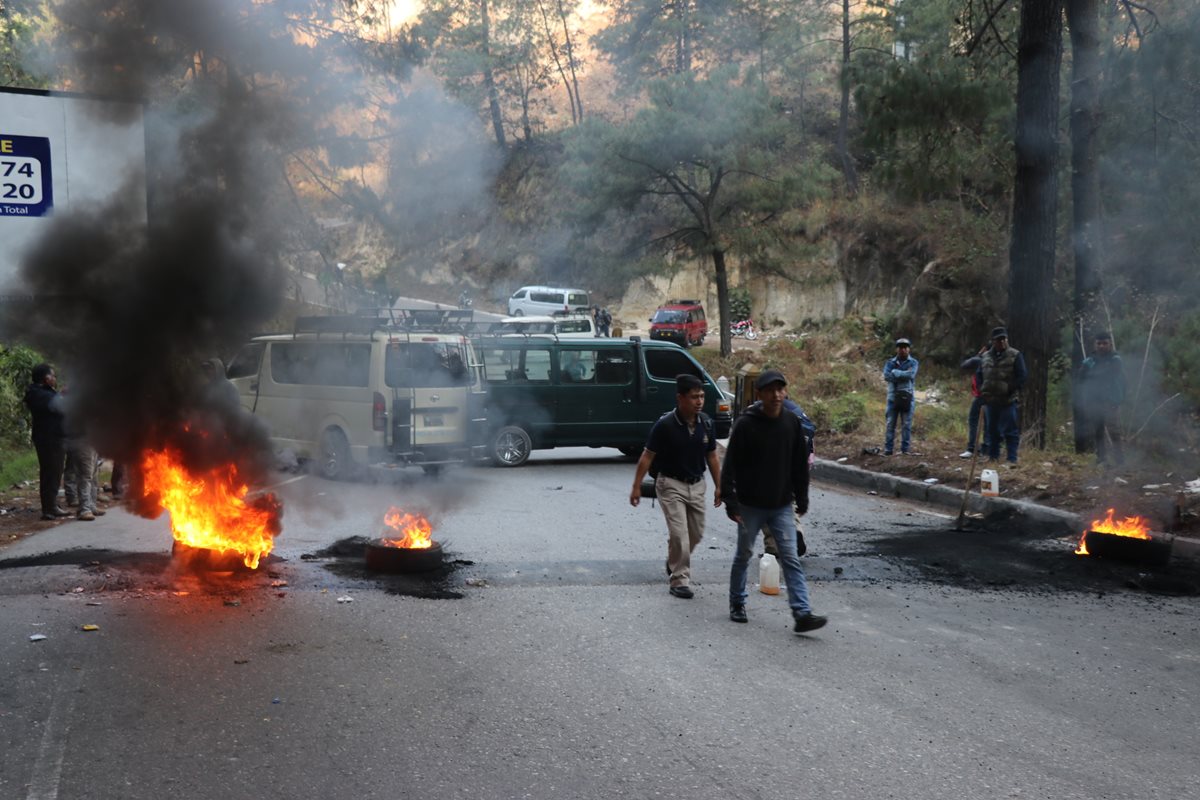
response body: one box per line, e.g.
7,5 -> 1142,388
965,0 -> 1014,57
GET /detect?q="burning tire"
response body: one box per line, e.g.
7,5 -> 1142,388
491,425 -> 531,467
364,539 -> 444,573
317,427 -> 352,480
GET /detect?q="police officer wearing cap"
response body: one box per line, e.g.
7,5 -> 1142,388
630,374 -> 722,599
883,337 -> 919,455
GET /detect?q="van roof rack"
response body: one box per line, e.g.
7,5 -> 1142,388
293,308 -> 476,336
665,299 -> 701,306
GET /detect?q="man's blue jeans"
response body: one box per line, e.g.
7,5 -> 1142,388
986,402 -> 1020,462
885,398 -> 912,454
729,503 -> 812,616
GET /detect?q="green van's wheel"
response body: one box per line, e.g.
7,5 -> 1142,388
317,428 -> 352,480
617,446 -> 642,459
491,426 -> 531,467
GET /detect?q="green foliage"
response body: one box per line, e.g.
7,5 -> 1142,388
809,392 -> 867,435
0,1 -> 50,88
728,287 -> 751,322
0,344 -> 40,449
1097,4 -> 1200,304
1160,311 -> 1200,411
855,55 -> 1013,203
0,447 -> 37,487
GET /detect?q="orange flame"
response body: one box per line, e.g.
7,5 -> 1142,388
1075,508 -> 1151,556
141,449 -> 279,569
382,507 -> 433,549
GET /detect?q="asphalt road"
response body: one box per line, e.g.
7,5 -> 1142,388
1,448 -> 1198,800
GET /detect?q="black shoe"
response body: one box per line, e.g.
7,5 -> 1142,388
41,513 -> 58,521
729,604 -> 748,623
669,585 -> 694,599
793,613 -> 827,633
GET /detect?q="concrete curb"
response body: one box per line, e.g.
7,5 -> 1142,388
803,456 -> 1198,566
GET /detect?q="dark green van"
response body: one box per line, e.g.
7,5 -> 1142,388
476,336 -> 732,466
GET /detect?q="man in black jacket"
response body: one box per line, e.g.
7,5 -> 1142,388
23,363 -> 69,520
721,370 -> 827,633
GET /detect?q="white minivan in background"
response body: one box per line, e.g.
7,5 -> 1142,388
507,286 -> 590,317
498,314 -> 597,338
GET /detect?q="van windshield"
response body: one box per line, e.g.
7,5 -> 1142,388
386,342 -> 471,387
652,309 -> 687,324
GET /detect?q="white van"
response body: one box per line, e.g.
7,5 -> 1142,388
498,314 -> 597,338
507,286 -> 590,317
226,312 -> 487,478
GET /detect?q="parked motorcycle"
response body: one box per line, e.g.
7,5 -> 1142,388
729,319 -> 758,340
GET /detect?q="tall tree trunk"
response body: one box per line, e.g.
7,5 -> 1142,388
557,0 -> 584,122
480,0 -> 506,148
536,0 -> 576,124
837,0 -> 859,195
1008,0 -> 1063,450
713,248 -> 732,357
1066,0 -> 1103,452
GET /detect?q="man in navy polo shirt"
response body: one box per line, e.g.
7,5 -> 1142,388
630,374 -> 722,599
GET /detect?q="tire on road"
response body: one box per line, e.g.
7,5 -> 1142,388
316,427 -> 353,481
491,425 -> 532,467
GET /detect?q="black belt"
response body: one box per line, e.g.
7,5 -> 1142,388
662,473 -> 704,485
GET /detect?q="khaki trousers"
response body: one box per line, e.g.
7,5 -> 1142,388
657,475 -> 707,587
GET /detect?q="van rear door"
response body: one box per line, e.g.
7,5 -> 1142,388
385,340 -> 473,454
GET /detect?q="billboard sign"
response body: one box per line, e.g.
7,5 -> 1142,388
0,87 -> 146,287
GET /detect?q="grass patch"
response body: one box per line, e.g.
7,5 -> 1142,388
810,392 -> 869,434
0,447 -> 38,488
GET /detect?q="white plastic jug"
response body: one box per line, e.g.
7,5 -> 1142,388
759,553 -> 780,595
980,468 -> 1000,497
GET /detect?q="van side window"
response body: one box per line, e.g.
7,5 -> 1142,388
644,349 -> 702,381
228,343 -> 264,379
594,350 -> 633,385
482,347 -> 551,383
559,350 -> 596,383
386,343 -> 471,388
271,343 -> 370,386
530,291 -> 562,304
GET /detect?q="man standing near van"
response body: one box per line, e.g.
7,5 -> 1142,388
629,374 -> 722,599
722,370 -> 826,633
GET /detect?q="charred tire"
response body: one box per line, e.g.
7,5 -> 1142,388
491,425 -> 532,467
364,540 -> 444,573
317,428 -> 352,481
617,446 -> 643,459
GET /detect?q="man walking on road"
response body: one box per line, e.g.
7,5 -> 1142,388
721,370 -> 826,633
630,374 -> 722,599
